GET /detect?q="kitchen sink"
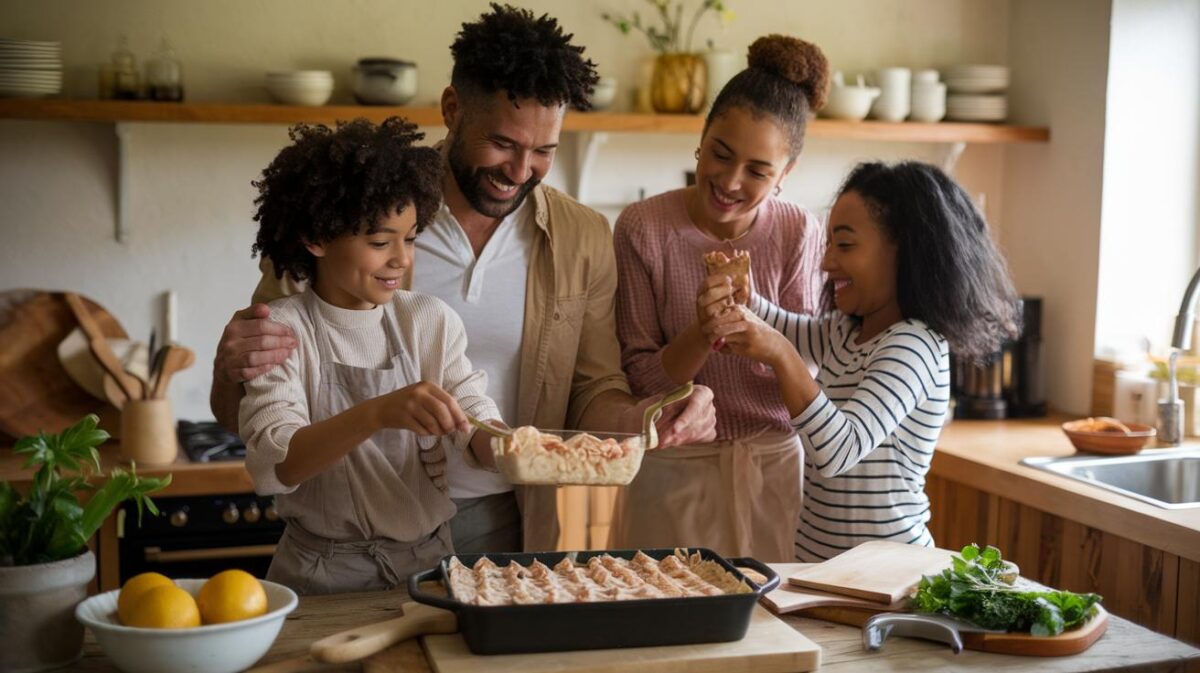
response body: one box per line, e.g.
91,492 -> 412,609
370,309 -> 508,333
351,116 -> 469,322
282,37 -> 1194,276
1020,448 -> 1200,509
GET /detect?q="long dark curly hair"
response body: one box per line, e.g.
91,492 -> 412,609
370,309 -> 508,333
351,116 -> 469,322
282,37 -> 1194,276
830,161 -> 1020,362
251,117 -> 442,282
705,34 -> 830,161
450,3 -> 598,110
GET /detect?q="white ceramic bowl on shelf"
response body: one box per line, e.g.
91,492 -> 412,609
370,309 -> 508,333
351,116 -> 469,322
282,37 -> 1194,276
265,70 -> 334,105
76,578 -> 298,673
588,76 -> 618,111
821,83 -> 881,121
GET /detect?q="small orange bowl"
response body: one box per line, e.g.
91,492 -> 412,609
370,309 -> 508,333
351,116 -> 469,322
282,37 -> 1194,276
1061,419 -> 1156,455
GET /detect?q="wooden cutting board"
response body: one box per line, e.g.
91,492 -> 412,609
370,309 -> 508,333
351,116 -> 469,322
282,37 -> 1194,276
762,563 -> 908,615
0,290 -> 126,440
771,562 -> 1110,656
421,605 -> 821,673
788,541 -> 956,604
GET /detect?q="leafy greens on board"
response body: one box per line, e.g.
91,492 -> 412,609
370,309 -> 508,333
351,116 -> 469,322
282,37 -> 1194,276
912,543 -> 1102,636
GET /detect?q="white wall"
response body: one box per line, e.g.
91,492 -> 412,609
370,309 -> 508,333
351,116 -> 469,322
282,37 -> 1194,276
1,0 -> 1018,423
1001,0 -> 1114,415
1094,0 -> 1200,357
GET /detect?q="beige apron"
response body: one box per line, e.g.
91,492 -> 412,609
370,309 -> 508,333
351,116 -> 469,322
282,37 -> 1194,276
607,430 -> 801,562
266,293 -> 455,595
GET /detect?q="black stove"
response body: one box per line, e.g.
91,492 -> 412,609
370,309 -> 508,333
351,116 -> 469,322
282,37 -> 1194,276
177,420 -> 245,462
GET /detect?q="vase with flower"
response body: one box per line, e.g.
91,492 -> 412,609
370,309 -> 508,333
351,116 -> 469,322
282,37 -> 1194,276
603,0 -> 734,114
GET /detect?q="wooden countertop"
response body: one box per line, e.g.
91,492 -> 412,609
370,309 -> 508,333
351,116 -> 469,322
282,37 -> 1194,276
931,416 -> 1200,563
3,416 -> 1197,562
0,442 -> 253,497
72,588 -> 1200,672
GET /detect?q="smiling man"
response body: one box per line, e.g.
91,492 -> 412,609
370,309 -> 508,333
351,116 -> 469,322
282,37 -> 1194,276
211,4 -> 717,556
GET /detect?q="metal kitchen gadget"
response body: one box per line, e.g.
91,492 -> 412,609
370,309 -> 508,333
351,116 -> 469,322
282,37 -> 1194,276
863,612 -> 1005,654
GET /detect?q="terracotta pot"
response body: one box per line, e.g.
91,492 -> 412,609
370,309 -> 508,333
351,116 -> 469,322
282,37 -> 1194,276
0,550 -> 96,672
651,53 -> 707,114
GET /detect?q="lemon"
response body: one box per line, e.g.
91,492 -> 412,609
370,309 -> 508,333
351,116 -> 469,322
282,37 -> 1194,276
123,584 -> 201,628
197,569 -> 268,624
117,572 -> 173,625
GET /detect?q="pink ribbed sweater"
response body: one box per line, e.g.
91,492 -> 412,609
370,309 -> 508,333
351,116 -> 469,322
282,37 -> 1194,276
614,189 -> 826,440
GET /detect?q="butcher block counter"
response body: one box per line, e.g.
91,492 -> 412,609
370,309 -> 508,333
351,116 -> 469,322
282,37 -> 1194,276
71,586 -> 1200,672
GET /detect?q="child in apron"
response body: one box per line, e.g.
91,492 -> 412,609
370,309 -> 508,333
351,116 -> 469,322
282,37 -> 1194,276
698,160 -> 1019,561
239,118 -> 503,594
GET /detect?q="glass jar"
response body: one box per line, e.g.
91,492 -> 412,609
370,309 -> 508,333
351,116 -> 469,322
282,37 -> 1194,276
146,38 -> 183,102
110,36 -> 140,100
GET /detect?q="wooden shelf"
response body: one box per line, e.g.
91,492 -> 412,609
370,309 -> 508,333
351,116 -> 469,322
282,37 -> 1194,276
0,99 -> 1050,143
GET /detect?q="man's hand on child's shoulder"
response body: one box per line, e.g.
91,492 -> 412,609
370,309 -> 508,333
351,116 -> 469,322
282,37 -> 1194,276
214,303 -> 298,384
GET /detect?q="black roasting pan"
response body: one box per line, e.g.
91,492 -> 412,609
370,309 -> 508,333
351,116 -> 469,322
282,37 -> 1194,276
406,547 -> 779,655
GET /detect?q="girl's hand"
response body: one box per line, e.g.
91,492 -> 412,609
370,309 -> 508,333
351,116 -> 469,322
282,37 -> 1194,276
374,382 -> 470,435
705,305 -> 794,367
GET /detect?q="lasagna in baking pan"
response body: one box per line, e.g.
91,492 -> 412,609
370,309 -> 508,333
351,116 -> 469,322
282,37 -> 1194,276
446,549 -> 752,606
490,425 -> 645,486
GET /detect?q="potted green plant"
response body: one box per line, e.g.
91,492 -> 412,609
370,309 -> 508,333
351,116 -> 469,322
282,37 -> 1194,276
603,0 -> 734,114
0,414 -> 169,672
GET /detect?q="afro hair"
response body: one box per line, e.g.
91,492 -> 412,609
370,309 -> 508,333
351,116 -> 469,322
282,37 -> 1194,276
251,117 -> 442,282
450,3 -> 598,109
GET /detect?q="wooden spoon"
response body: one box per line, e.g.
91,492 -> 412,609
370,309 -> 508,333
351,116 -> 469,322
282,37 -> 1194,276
309,601 -> 457,663
150,345 -> 194,399
63,293 -> 141,401
102,373 -> 129,410
243,602 -> 458,673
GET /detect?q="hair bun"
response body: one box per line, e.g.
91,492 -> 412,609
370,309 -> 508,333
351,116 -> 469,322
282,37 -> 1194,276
747,35 -> 830,111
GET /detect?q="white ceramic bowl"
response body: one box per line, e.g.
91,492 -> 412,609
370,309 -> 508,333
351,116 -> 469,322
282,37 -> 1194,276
76,578 -> 297,673
266,80 -> 333,106
820,85 -> 880,121
589,76 -> 618,111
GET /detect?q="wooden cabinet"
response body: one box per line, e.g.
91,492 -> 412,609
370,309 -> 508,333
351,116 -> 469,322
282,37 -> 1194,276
926,474 -> 1199,645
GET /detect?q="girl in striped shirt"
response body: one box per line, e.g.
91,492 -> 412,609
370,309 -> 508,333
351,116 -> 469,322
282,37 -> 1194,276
698,161 -> 1019,561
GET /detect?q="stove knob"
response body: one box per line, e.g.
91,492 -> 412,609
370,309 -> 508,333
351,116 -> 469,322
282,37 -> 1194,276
222,503 -> 240,525
264,504 -> 280,522
169,509 -> 188,528
243,502 -> 261,523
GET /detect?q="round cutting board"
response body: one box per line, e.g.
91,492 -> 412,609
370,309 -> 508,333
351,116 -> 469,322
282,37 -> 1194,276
0,290 -> 126,441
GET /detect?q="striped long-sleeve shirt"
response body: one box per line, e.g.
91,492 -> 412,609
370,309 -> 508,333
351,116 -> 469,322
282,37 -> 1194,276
751,295 -> 951,561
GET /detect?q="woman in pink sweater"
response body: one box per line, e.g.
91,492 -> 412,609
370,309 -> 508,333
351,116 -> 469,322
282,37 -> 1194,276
610,35 -> 829,562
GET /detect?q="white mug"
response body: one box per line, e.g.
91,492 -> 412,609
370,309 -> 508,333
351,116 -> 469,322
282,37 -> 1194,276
868,67 -> 911,122
910,81 -> 947,122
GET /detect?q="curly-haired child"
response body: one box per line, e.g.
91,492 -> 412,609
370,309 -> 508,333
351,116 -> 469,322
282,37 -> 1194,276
698,161 -> 1019,561
239,117 -> 503,594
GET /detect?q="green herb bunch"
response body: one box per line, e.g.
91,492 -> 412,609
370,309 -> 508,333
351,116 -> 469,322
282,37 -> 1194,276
913,544 -> 1102,637
602,0 -> 734,54
0,415 -> 170,566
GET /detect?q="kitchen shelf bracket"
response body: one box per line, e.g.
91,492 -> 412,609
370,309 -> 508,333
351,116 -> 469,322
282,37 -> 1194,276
114,122 -> 132,243
567,131 -> 609,204
940,141 -> 967,175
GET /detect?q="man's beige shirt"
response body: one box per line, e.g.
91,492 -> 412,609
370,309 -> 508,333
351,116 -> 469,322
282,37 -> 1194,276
251,184 -> 631,550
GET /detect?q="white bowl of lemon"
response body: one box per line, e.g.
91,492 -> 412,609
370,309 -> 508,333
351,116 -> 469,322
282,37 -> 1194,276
76,570 -> 297,673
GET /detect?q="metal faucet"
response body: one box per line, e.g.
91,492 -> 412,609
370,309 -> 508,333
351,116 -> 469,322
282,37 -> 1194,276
1160,265 -> 1200,445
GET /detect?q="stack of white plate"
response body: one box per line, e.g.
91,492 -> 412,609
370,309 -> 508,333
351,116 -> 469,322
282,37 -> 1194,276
943,64 -> 1008,122
0,38 -> 62,98
945,94 -> 1007,122
265,70 -> 334,106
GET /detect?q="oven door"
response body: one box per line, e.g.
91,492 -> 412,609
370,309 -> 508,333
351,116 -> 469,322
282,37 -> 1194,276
118,493 -> 285,583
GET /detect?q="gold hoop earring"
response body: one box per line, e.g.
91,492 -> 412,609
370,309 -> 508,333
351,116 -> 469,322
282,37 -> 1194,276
694,148 -> 700,160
